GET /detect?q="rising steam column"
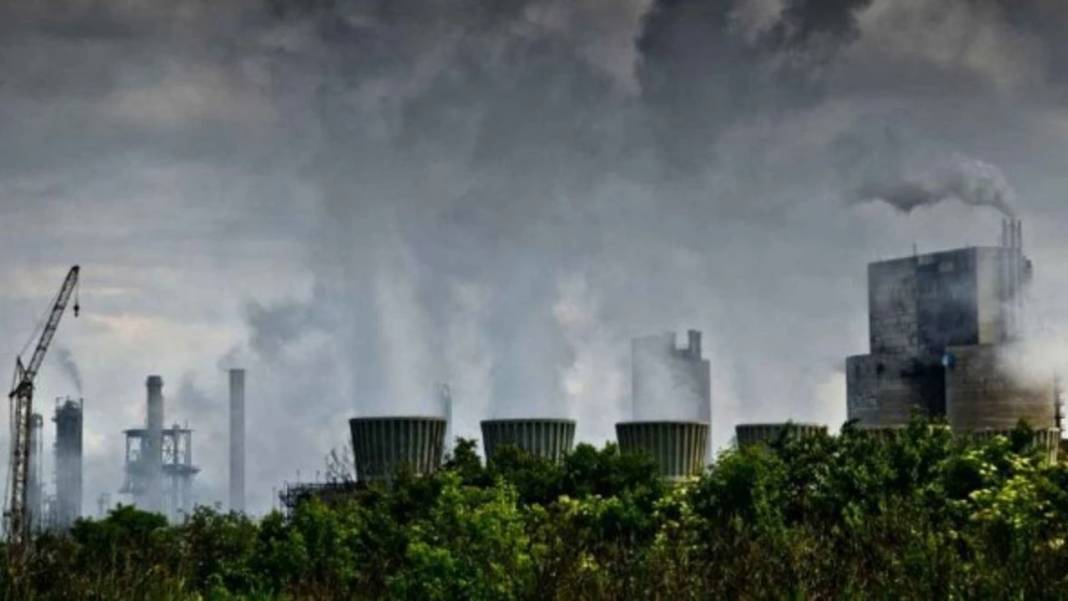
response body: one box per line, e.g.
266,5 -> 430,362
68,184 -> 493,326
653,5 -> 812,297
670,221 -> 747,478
620,330 -> 712,478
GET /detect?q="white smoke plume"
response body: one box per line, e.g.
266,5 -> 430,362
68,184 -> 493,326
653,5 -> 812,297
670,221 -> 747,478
852,154 -> 1017,217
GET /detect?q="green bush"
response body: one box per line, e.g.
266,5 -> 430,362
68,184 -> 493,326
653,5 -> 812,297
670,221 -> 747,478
8,420 -> 1068,599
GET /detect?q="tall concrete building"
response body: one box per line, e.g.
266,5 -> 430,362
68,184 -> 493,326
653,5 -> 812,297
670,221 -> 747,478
847,220 -> 1056,434
54,397 -> 83,530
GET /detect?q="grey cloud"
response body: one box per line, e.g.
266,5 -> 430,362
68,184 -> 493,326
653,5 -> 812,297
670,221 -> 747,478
851,155 -> 1016,217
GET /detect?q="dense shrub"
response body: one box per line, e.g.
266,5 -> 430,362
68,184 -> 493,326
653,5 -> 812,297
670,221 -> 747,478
7,418 -> 1068,599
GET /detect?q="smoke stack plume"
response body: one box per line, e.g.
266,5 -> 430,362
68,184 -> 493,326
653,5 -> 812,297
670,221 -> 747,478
852,155 -> 1016,217
229,369 -> 246,513
54,346 -> 83,395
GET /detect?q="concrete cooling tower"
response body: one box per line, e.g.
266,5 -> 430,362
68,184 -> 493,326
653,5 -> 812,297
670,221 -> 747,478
480,419 -> 575,463
735,423 -> 827,448
349,417 -> 446,483
615,421 -> 708,480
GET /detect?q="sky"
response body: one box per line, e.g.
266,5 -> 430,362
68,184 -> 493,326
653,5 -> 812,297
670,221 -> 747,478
2,0 -> 1068,516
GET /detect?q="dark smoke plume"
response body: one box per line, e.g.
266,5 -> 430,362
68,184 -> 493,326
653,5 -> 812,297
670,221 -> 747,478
851,155 -> 1017,217
52,346 -> 83,395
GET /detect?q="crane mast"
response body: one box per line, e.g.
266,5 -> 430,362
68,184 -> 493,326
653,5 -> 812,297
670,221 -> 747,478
6,265 -> 79,551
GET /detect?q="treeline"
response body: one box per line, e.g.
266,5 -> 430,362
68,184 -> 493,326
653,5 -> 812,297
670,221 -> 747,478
8,420 -> 1068,599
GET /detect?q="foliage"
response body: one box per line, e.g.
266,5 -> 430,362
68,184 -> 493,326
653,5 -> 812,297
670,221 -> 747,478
7,420 -> 1068,599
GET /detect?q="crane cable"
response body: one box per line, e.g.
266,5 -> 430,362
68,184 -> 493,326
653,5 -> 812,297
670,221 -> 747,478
16,301 -> 52,363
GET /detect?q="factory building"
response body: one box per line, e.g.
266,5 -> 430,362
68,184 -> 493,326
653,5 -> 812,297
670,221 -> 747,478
53,397 -> 83,530
847,220 -> 1058,444
121,376 -> 200,521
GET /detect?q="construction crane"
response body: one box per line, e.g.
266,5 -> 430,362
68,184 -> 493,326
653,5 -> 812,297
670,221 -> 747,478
5,265 -> 79,551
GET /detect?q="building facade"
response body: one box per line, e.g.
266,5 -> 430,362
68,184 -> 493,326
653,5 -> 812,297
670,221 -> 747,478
847,221 -> 1055,436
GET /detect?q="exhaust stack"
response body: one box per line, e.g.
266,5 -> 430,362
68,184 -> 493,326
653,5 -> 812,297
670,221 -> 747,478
144,375 -> 164,512
229,369 -> 246,513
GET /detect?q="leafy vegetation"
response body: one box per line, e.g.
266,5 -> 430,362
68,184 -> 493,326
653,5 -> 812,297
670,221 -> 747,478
8,419 -> 1068,599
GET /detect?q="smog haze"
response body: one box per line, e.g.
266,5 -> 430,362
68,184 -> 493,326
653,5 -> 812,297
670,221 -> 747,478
3,0 -> 1068,514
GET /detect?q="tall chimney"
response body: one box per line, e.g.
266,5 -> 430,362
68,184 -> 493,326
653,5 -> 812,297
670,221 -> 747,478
229,369 -> 245,513
145,375 -> 164,512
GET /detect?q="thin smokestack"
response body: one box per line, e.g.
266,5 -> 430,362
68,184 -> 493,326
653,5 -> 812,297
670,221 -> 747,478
145,375 -> 164,512
229,369 -> 246,513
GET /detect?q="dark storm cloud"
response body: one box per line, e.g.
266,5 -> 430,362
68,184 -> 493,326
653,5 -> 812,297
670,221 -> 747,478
772,0 -> 873,48
636,0 -> 874,173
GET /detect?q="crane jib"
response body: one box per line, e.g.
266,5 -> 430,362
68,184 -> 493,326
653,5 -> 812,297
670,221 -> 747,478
5,264 -> 79,555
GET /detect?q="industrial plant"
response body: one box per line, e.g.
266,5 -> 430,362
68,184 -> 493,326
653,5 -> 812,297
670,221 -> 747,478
120,376 -> 200,521
5,218 -> 1067,544
846,219 -> 1060,458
